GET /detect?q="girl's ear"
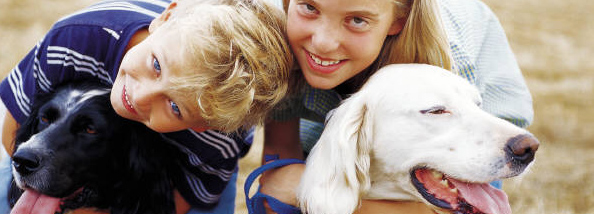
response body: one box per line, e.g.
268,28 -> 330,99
388,17 -> 406,35
149,2 -> 178,33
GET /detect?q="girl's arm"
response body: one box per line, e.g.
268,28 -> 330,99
259,118 -> 304,208
259,118 -> 435,213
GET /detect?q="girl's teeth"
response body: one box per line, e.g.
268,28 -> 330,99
310,53 -> 340,66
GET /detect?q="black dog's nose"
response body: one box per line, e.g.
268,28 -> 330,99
12,150 -> 42,175
505,134 -> 539,165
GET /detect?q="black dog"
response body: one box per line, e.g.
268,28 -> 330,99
8,81 -> 176,214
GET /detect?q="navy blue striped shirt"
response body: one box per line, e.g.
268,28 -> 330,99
0,0 -> 246,208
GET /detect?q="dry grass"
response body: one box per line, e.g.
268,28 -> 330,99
480,1 -> 594,213
1,0 -> 591,213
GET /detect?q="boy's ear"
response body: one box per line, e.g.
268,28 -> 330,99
387,17 -> 406,36
149,2 -> 178,33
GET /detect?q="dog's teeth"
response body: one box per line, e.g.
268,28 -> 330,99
431,170 -> 443,179
450,187 -> 458,194
440,179 -> 449,186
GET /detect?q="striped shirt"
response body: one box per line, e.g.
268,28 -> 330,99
0,0 -> 246,208
271,0 -> 534,152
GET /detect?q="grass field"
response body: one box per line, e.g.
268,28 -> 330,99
1,0 -> 592,213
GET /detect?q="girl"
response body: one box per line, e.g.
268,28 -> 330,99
250,0 -> 533,213
0,0 -> 292,213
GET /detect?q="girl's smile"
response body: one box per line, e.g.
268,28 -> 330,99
287,0 -> 402,90
305,50 -> 345,74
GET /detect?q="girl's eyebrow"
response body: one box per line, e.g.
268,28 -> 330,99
346,10 -> 380,20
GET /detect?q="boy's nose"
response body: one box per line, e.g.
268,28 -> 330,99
132,82 -> 162,107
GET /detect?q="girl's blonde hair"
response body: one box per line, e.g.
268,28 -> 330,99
376,0 -> 451,70
282,0 -> 451,91
165,0 -> 292,133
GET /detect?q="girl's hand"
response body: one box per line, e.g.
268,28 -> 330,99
259,163 -> 305,213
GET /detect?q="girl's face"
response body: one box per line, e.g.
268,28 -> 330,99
287,0 -> 403,89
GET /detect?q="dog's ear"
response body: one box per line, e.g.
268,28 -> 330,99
297,93 -> 373,214
14,102 -> 44,152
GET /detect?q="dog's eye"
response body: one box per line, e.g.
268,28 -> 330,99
420,106 -> 450,115
85,125 -> 97,134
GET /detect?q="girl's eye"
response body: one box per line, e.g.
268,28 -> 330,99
347,16 -> 370,31
153,57 -> 161,75
170,100 -> 181,118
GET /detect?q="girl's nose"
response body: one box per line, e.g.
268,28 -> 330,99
311,22 -> 340,54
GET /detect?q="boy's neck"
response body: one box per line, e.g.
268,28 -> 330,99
125,28 -> 150,53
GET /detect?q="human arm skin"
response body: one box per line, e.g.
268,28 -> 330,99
2,111 -> 191,214
259,118 -> 434,214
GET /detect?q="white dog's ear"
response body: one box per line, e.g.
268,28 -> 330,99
297,93 -> 373,214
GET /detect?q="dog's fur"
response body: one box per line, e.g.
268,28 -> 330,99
297,64 -> 539,214
9,81 -> 176,214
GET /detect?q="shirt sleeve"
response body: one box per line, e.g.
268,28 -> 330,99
473,1 -> 534,128
162,129 -> 247,208
440,0 -> 534,128
0,24 -> 119,124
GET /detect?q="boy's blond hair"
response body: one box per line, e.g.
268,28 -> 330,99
163,0 -> 292,133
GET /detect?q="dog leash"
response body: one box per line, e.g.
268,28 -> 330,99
244,156 -> 305,214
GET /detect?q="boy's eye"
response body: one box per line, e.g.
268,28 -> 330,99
153,57 -> 161,74
170,100 -> 181,118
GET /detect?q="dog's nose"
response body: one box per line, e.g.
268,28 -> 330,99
12,150 -> 42,175
505,134 -> 539,165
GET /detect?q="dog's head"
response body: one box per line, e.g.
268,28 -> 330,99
12,82 -> 119,197
297,64 -> 539,214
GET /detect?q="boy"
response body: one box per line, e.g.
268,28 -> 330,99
0,0 -> 292,213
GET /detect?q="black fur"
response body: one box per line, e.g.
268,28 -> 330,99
8,81 -> 176,214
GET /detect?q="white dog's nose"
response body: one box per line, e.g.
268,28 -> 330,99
505,134 -> 539,167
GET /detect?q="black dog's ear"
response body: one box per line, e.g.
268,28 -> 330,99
13,105 -> 41,152
13,91 -> 55,153
8,179 -> 23,208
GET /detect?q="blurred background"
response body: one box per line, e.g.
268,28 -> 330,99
0,0 -> 592,213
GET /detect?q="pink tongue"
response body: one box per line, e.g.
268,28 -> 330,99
449,180 -> 511,214
11,189 -> 61,214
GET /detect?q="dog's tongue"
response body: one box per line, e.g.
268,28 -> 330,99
11,189 -> 61,214
449,179 -> 511,214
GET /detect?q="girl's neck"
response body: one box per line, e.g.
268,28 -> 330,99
334,67 -> 373,96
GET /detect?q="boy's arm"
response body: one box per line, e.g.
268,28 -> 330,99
2,111 -> 17,156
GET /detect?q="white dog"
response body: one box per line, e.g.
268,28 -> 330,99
297,64 -> 539,214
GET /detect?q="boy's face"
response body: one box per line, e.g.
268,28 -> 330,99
111,25 -> 210,133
